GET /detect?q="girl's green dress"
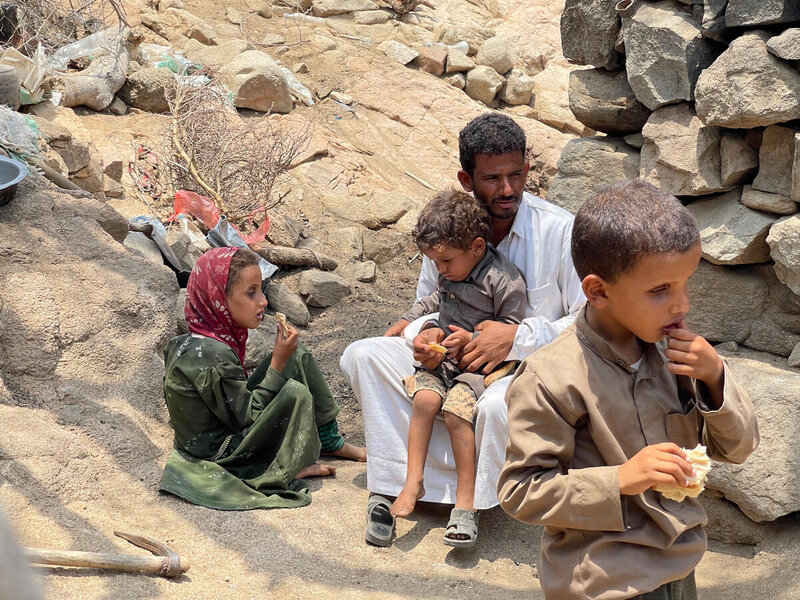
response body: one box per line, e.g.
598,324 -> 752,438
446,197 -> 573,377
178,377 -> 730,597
159,334 -> 343,510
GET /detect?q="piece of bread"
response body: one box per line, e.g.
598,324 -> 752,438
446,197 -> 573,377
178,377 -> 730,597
653,444 -> 711,502
428,342 -> 447,354
275,312 -> 289,339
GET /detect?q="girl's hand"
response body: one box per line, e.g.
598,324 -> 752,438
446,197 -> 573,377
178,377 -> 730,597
271,322 -> 298,373
412,328 -> 445,370
443,325 -> 473,361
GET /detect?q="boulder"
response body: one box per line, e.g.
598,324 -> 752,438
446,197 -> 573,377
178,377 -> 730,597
499,69 -> 534,106
244,322 -> 278,369
622,0 -> 715,110
123,232 -> 164,266
464,66 -> 505,106
531,64 -> 588,136
339,260 -> 377,283
687,189 -> 775,265
568,68 -> 652,135
354,10 -> 391,24
382,40 -> 418,65
444,73 -> 466,90
326,226 -> 362,260
265,212 -> 302,248
789,342 -> 800,367
546,137 -> 640,214
157,8 -> 217,45
70,162 -> 106,199
475,36 -> 516,76
741,185 -> 797,216
366,193 -> 410,229
219,51 -> 292,114
708,346 -> 800,521
640,103 -> 727,196
445,50 -> 474,74
698,492 -> 782,545
182,39 -> 251,70
165,226 -> 210,271
686,260 -> 768,345
297,270 -> 351,307
415,45 -> 447,76
560,0 -> 621,69
264,282 -> 310,326
767,215 -> 800,295
725,0 -> 800,27
701,0 -> 728,41
752,125 -> 796,198
312,0 -> 377,17
695,31 -> 800,128
767,28 -> 800,61
720,131 -> 759,187
119,67 -> 175,113
362,230 -> 408,264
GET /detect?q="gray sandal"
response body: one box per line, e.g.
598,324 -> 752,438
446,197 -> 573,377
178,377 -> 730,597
443,508 -> 479,548
365,494 -> 395,547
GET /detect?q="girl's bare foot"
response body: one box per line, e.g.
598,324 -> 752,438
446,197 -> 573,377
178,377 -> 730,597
297,463 -> 336,478
390,482 -> 425,517
322,442 -> 367,462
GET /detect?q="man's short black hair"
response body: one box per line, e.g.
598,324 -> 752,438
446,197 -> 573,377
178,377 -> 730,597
459,113 -> 527,175
571,180 -> 701,282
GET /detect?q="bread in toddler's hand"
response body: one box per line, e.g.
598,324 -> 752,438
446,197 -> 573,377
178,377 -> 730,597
653,444 -> 710,502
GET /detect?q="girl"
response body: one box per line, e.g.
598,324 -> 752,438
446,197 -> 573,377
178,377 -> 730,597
160,246 -> 365,510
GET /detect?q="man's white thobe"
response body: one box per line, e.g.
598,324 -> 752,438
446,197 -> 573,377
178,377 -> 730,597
340,192 -> 586,508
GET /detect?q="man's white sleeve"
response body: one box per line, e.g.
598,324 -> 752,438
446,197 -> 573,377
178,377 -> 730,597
416,255 -> 439,301
507,235 -> 585,361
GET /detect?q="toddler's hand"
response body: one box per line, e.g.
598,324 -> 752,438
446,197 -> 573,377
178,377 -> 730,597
271,322 -> 298,373
618,443 -> 696,496
665,323 -> 723,388
412,328 -> 445,370
443,325 -> 473,360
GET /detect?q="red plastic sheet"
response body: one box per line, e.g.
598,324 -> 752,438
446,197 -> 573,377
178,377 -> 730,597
169,190 -> 270,244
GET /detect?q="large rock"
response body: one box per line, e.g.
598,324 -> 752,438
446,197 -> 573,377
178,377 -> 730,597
698,491 -> 782,545
415,45 -> 447,77
640,103 -> 727,196
326,226 -> 363,260
695,31 -> 800,128
123,232 -> 164,266
339,260 -> 377,283
312,0 -> 376,17
701,0 -> 728,41
182,39 -> 252,70
149,8 -> 217,45
560,0 -> 621,69
708,347 -> 800,521
568,68 -> 652,135
219,51 -> 292,114
264,282 -> 310,326
686,260 -> 768,345
725,0 -> 800,27
741,185 -> 797,216
531,64 -> 588,136
546,137 -> 640,214
464,66 -> 505,106
165,225 -> 211,271
297,270 -> 351,307
119,67 -> 175,113
435,23 -> 495,56
687,190 -> 775,265
362,230 -> 408,264
475,36 -> 516,76
499,69 -> 534,106
720,131 -> 759,187
382,40 -> 418,66
767,215 -> 800,295
445,50 -> 474,74
767,28 -> 800,61
622,0 -> 715,110
752,125 -> 797,198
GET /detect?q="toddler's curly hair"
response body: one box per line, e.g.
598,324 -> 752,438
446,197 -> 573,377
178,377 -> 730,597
412,189 -> 491,251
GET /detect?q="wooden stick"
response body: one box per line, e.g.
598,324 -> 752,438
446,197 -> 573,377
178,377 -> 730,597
252,244 -> 338,271
24,548 -> 189,577
404,170 -> 435,190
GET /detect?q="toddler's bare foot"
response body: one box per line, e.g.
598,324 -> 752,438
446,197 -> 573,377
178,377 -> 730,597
297,463 -> 337,478
322,442 -> 367,462
390,482 -> 425,517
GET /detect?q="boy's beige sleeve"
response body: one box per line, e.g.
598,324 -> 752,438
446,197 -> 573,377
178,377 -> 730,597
498,364 -> 626,532
697,359 -> 760,464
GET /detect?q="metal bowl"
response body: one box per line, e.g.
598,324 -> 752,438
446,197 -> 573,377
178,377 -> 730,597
0,155 -> 28,206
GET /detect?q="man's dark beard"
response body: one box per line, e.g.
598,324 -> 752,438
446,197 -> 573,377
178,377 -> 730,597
489,195 -> 519,218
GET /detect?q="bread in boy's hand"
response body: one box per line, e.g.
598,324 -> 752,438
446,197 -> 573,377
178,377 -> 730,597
275,312 -> 289,339
428,342 -> 447,354
653,444 -> 710,502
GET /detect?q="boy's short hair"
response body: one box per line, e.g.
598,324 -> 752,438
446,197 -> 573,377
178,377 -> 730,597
412,189 -> 491,252
459,113 -> 526,176
571,179 -> 701,282
225,247 -> 261,295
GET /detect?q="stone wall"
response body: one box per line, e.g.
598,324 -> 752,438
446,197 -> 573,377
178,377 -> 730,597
553,0 -> 800,538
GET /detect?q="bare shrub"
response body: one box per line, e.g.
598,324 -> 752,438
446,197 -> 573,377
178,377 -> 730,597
162,77 -> 311,227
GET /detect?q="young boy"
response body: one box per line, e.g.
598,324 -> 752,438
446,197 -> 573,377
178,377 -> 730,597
390,189 -> 527,548
497,180 -> 759,599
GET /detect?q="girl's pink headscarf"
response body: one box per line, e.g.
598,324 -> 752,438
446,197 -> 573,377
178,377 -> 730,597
185,247 -> 249,374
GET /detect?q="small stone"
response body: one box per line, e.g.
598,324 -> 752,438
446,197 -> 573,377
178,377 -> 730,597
226,6 -> 243,24
720,132 -> 759,187
312,0 -> 377,17
330,91 -> 353,105
415,45 -> 447,76
261,32 -> 286,45
788,342 -> 800,368
500,68 -> 534,106
264,282 -> 310,326
219,50 -> 293,114
297,270 -> 352,307
767,214 -> 800,295
340,260 -> 377,283
767,28 -> 800,61
295,63 -> 309,74
366,193 -> 410,228
265,212 -> 302,248
445,49 -> 474,73
753,125 -> 797,198
741,185 -> 798,216
623,133 -> 644,149
119,67 -> 175,113
382,40 -> 418,65
444,73 -> 465,90
475,36 -> 516,75
464,65 -> 505,106
363,230 -> 407,264
327,226 -> 362,260
109,96 -> 128,115
794,134 -> 800,203
354,10 -> 391,24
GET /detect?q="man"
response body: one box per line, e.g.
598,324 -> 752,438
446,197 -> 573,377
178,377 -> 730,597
340,113 -> 584,546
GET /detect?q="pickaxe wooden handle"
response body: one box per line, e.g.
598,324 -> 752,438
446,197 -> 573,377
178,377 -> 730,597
24,531 -> 189,578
